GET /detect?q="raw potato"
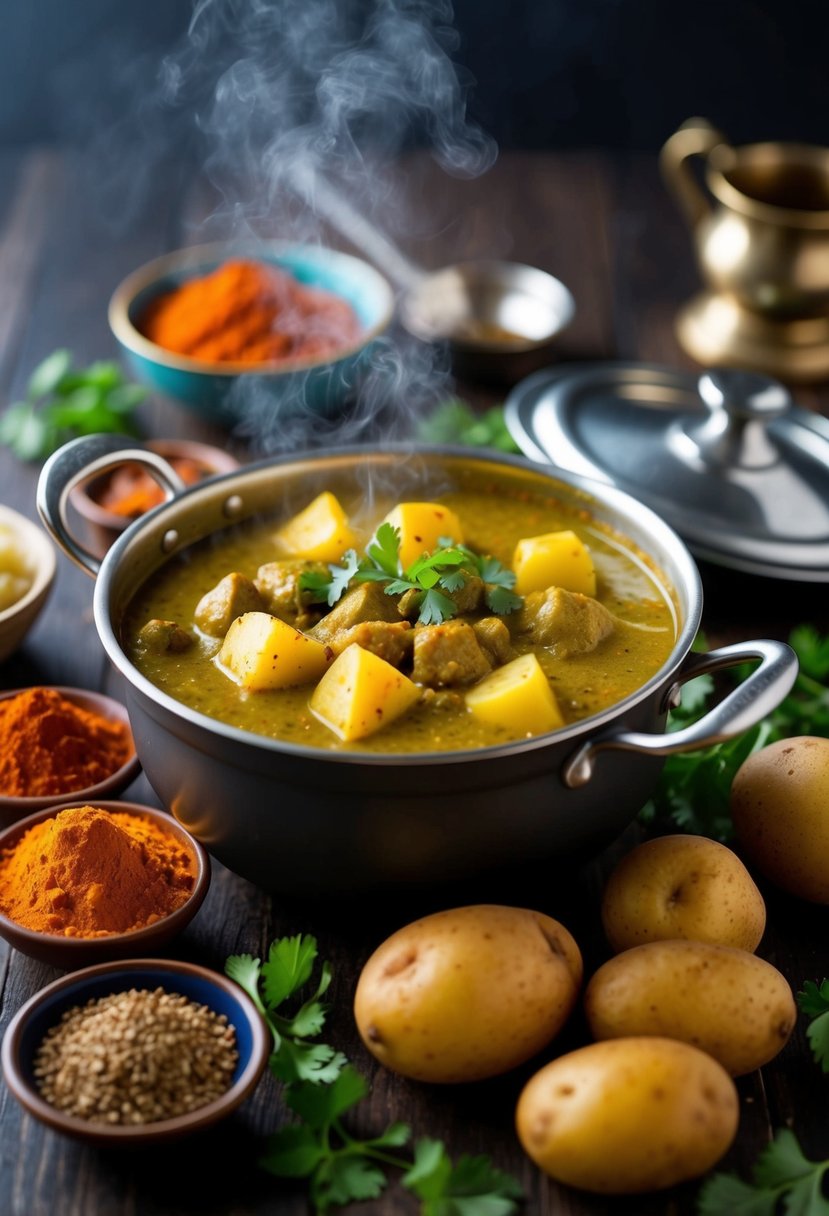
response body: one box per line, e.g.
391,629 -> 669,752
516,1037 -> 739,1193
381,502 -> 464,570
219,611 -> 332,690
309,643 -> 420,741
354,904 -> 583,1083
584,939 -> 796,1076
513,529 -> 596,596
601,834 -> 766,952
731,735 -> 829,903
465,653 -> 564,735
274,491 -> 356,562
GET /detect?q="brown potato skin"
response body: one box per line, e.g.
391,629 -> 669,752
584,939 -> 796,1076
353,904 -> 583,1083
601,834 -> 766,953
516,1037 -> 739,1194
731,735 -> 829,904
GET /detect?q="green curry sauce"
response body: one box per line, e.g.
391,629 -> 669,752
123,483 -> 679,753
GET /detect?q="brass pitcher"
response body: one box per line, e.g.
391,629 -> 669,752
661,117 -> 829,381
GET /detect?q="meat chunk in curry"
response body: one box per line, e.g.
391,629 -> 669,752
310,583 -> 400,641
324,620 -> 414,666
412,620 -> 492,687
195,572 -> 265,637
136,619 -> 193,654
255,559 -> 327,627
517,586 -> 615,658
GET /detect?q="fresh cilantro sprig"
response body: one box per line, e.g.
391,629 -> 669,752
797,980 -> 829,1073
226,934 -> 523,1215
640,624 -> 829,841
0,348 -> 146,461
697,1128 -> 829,1215
415,398 -> 520,454
300,522 -> 523,627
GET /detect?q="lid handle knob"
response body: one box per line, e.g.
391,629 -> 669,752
676,369 -> 791,469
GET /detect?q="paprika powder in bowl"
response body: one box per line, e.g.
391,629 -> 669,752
108,242 -> 394,423
2,957 -> 269,1144
0,800 -> 210,968
0,686 -> 141,826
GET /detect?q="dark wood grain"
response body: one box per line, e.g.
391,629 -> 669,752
0,148 -> 827,1216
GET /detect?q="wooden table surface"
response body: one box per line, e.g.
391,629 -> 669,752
0,148 -> 828,1216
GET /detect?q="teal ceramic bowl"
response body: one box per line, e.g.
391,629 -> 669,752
108,242 -> 395,424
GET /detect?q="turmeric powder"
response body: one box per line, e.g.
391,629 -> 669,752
141,258 -> 361,365
0,805 -> 196,937
0,687 -> 132,797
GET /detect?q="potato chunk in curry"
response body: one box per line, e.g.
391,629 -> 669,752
309,643 -> 420,741
219,611 -> 332,691
513,529 -> 597,596
274,491 -> 356,562
466,653 -> 564,736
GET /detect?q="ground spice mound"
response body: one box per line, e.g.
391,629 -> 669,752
34,987 -> 237,1124
0,686 -> 132,797
0,806 -> 196,937
140,258 -> 362,365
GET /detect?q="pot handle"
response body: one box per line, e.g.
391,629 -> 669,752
562,639 -> 798,789
659,116 -> 730,229
36,433 -> 188,578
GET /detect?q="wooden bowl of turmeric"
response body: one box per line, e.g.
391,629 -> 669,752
108,242 -> 394,423
0,800 -> 210,968
0,686 -> 142,825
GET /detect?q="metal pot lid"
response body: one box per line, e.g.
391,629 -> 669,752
505,362 -> 829,581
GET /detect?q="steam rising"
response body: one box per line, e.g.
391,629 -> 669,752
143,0 -> 495,451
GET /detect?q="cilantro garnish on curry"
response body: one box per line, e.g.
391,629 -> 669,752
124,477 -> 678,752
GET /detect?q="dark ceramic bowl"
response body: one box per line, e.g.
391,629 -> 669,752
2,958 -> 270,1144
108,241 -> 394,423
0,687 -> 142,827
0,800 -> 210,968
68,438 -> 241,559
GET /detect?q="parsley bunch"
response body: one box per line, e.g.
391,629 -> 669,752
0,349 -> 145,461
640,624 -> 829,841
797,980 -> 829,1073
300,523 -> 522,627
226,934 -> 523,1215
697,1129 -> 829,1215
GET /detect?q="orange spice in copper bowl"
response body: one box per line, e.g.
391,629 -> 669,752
0,800 -> 210,968
108,243 -> 394,423
0,687 -> 141,825
69,439 -> 241,559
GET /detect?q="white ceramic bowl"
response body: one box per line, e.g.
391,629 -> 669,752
0,505 -> 56,662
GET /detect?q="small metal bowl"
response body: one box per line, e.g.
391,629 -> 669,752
2,958 -> 270,1144
108,242 -> 394,423
0,505 -> 56,663
0,687 -> 141,827
399,259 -> 576,383
0,800 -> 210,968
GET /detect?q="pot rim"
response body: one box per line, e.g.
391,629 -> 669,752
92,444 -> 703,767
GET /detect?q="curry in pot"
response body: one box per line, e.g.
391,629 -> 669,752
123,477 -> 678,753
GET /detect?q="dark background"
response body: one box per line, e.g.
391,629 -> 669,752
2,0 -> 827,152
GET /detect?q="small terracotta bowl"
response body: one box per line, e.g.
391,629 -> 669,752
0,686 -> 142,827
2,958 -> 270,1144
0,505 -> 56,662
0,800 -> 210,968
69,438 -> 241,559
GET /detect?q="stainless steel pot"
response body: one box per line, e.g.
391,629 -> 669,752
37,435 -> 797,896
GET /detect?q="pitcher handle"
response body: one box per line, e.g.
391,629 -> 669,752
562,639 -> 797,788
660,117 -> 730,229
36,433 -> 187,578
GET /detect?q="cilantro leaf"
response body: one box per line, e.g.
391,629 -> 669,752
312,1156 -> 387,1211
368,1121 -> 411,1149
698,1130 -> 829,1216
27,348 -> 73,399
418,588 -> 460,625
404,1139 -> 454,1199
366,522 -> 402,577
797,980 -> 829,1071
224,953 -> 266,1014
261,934 -> 318,1008
485,584 -> 523,615
260,1125 -> 326,1177
270,1038 -> 348,1085
286,1066 -> 367,1129
300,551 -> 361,607
790,625 -> 829,682
404,1140 -> 523,1216
415,398 -> 520,454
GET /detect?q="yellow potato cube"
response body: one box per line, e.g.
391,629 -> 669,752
466,653 -> 564,736
274,492 -> 356,562
513,529 -> 596,596
219,612 -> 332,691
381,502 -> 464,570
309,643 -> 421,741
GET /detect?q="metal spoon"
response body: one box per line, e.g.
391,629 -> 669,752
293,168 -> 576,383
